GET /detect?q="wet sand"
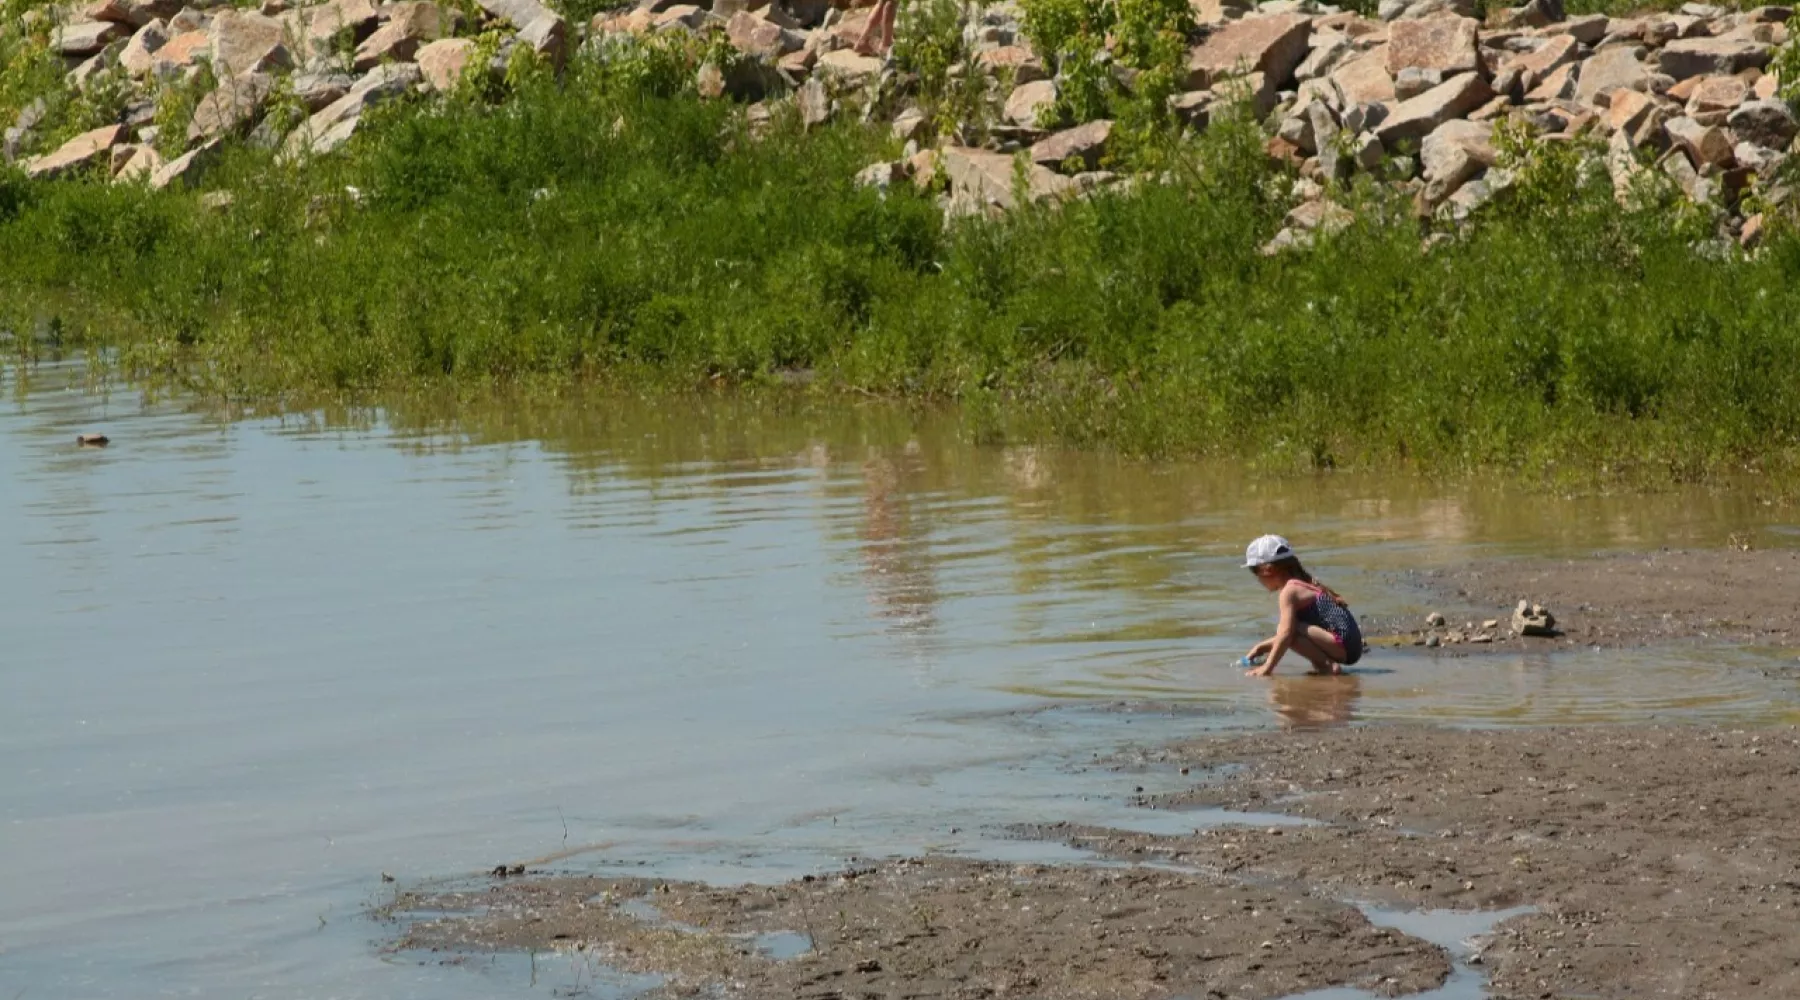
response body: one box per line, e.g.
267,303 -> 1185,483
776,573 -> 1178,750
1366,547 -> 1800,651
382,549 -> 1800,1000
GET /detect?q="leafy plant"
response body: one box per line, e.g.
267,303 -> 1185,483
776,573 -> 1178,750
1017,0 -> 1192,156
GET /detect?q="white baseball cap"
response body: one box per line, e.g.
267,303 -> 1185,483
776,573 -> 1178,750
1244,535 -> 1297,567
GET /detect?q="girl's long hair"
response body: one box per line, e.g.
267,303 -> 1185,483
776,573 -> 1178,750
1269,556 -> 1347,607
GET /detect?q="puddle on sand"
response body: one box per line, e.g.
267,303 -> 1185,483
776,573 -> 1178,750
613,897 -> 813,961
751,930 -> 814,960
1275,904 -> 1538,1000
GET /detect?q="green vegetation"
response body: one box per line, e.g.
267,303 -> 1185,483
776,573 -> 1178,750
4,40 -> 1800,487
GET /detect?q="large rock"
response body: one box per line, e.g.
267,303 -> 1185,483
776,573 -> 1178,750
815,49 -> 882,86
1508,34 -> 1578,81
118,19 -> 168,76
1378,0 -> 1476,21
1728,98 -> 1800,147
53,20 -> 127,56
1573,44 -> 1650,105
188,72 -> 274,143
1658,37 -> 1772,79
476,0 -> 555,31
977,46 -> 1049,85
353,1 -> 450,70
1605,88 -> 1655,133
517,12 -> 569,67
1687,74 -> 1749,113
23,124 -> 125,179
111,143 -> 163,181
1421,117 -> 1497,176
1186,14 -> 1311,90
1386,16 -> 1481,77
210,10 -> 291,77
1029,119 -> 1113,171
725,10 -> 803,60
939,146 -> 1074,213
292,71 -> 354,111
85,0 -> 180,27
1666,114 -> 1735,167
1332,49 -> 1397,105
416,37 -> 477,92
1376,71 -> 1494,146
296,0 -> 380,56
1004,79 -> 1057,125
148,138 -> 221,190
285,63 -> 422,157
151,29 -> 210,74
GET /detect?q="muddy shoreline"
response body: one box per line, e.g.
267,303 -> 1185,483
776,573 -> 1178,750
383,549 -> 1800,1000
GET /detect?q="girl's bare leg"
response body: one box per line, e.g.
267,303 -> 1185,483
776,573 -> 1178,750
1282,627 -> 1350,675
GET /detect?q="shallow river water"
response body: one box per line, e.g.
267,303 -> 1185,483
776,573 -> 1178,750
3,362 -> 1797,999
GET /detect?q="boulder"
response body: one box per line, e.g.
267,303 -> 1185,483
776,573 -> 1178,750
1378,0 -> 1477,21
1564,13 -> 1608,44
815,49 -> 882,86
1729,98 -> 1799,147
1004,79 -> 1057,125
118,19 -> 169,76
1422,117 -> 1498,169
1029,119 -> 1113,171
1285,198 -> 1353,232
1658,37 -> 1772,79
1666,114 -> 1735,166
296,0 -> 380,55
1508,33 -> 1577,81
88,0 -> 181,27
796,77 -> 831,127
23,124 -> 125,179
1573,44 -> 1649,104
1186,14 -> 1311,90
1687,74 -> 1750,113
939,146 -> 1073,212
1502,0 -> 1563,28
1296,34 -> 1352,82
1386,16 -> 1481,77
53,20 -> 128,56
1605,87 -> 1655,132
111,143 -> 163,180
1735,139 -> 1787,174
1524,61 -> 1576,101
854,160 -> 907,191
1395,66 -> 1442,100
1376,72 -> 1495,146
477,0 -> 557,31
1308,100 -> 1345,177
1331,49 -> 1397,105
210,10 -> 291,77
416,37 -> 477,92
517,12 -> 569,67
151,29 -> 210,74
285,62 -> 422,157
1512,600 -> 1557,637
977,45 -> 1049,85
725,10 -> 803,60
353,1 -> 451,70
188,72 -> 274,143
148,138 -> 221,190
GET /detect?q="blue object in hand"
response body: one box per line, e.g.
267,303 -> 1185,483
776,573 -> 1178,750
1235,653 -> 1267,668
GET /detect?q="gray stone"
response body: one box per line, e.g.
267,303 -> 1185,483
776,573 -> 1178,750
940,145 -> 1074,213
1295,34 -> 1351,82
1309,100 -> 1344,178
1728,98 -> 1798,148
854,160 -> 906,190
1394,66 -> 1442,100
353,1 -> 453,71
53,20 -> 128,56
1378,0 -> 1476,21
796,77 -> 831,127
149,138 -> 222,190
1574,44 -> 1650,105
284,62 -> 422,157
1735,140 -> 1787,174
1004,79 -> 1057,126
292,70 -> 355,111
477,0 -> 558,31
1658,37 -> 1772,79
188,72 -> 274,143
518,12 -> 569,67
1666,114 -> 1735,167
118,19 -> 169,76
1376,72 -> 1495,147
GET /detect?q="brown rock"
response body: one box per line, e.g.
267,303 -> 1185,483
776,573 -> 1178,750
1659,37 -> 1772,79
1666,114 -> 1735,167
1524,61 -> 1576,101
148,138 -> 221,190
285,63 -> 422,157
210,10 -> 290,77
1186,14 -> 1311,89
111,143 -> 164,181
1029,119 -> 1113,171
151,29 -> 209,73
189,72 -> 274,143
1575,45 -> 1650,104
477,0 -> 557,31
416,37 -> 477,92
815,49 -> 882,86
726,10 -> 802,60
1385,16 -> 1480,77
1605,87 -> 1655,132
353,1 -> 450,70
1753,72 -> 1780,99
1004,79 -> 1058,125
53,20 -> 127,56
977,45 -> 1049,85
517,12 -> 568,67
1687,74 -> 1750,112
24,124 -> 126,179
1331,49 -> 1397,105
118,19 -> 169,76
1377,71 -> 1495,146
1508,34 -> 1577,81
939,146 -> 1074,212
295,0 -> 380,56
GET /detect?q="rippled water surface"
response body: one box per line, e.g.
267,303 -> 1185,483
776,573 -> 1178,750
3,362 -> 1797,998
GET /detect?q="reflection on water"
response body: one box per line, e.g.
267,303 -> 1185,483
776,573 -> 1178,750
3,362 -> 1799,1000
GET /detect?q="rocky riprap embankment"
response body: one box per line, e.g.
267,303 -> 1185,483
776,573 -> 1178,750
6,0 -> 1798,247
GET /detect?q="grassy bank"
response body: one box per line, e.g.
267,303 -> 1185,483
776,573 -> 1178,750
4,51 -> 1800,485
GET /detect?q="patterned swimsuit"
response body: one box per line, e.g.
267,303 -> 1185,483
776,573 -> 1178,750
1295,581 -> 1363,665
